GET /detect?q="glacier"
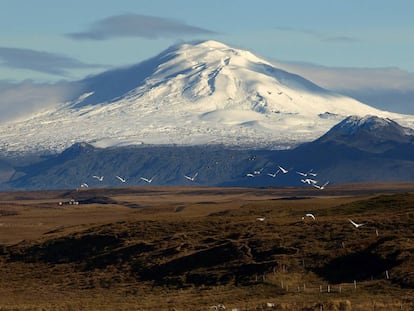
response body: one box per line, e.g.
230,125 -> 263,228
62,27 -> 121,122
1,40 -> 413,154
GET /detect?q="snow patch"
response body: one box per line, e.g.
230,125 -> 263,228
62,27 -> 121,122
199,109 -> 265,125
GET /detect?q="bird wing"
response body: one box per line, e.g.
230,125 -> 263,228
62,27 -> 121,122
306,213 -> 315,220
278,166 -> 288,173
349,219 -> 358,227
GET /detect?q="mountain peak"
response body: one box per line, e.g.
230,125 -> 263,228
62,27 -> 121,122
335,115 -> 414,135
1,41 -> 413,154
180,40 -> 231,49
315,115 -> 414,152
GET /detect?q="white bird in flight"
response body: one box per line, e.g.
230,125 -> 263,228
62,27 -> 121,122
256,217 -> 266,222
80,183 -> 89,188
297,169 -> 317,177
116,175 -> 127,183
313,181 -> 329,190
140,175 -> 156,183
302,213 -> 316,220
301,178 -> 318,185
246,173 -> 255,177
278,165 -> 289,174
267,169 -> 280,178
92,175 -> 104,182
184,172 -> 198,181
349,219 -> 365,228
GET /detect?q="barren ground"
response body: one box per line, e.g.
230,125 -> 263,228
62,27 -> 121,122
0,182 -> 413,310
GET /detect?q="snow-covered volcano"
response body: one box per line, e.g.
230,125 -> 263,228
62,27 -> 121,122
1,40 -> 413,153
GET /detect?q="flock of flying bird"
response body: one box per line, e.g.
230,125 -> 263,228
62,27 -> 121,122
246,165 -> 330,190
249,167 -> 368,229
77,166 -> 369,233
258,212 -> 366,229
79,167 -> 366,230
79,164 -> 330,190
299,213 -> 366,228
79,171 -> 200,189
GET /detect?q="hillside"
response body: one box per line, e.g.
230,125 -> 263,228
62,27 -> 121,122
0,185 -> 413,310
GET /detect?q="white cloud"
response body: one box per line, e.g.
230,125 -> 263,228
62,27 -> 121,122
273,26 -> 359,43
272,61 -> 414,114
0,47 -> 106,76
0,80 -> 78,123
66,14 -> 217,40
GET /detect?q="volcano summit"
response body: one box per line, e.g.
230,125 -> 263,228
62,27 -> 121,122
1,40 -> 413,154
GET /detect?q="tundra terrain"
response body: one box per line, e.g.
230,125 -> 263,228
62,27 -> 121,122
0,183 -> 413,310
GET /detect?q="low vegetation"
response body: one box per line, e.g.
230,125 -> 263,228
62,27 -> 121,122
0,184 -> 413,310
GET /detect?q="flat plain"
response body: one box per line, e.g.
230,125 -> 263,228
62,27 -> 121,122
0,182 -> 413,310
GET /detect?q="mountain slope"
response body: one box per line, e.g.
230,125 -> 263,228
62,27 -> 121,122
3,116 -> 414,190
1,40 -> 413,154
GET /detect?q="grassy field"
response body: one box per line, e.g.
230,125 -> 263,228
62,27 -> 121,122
0,183 -> 413,310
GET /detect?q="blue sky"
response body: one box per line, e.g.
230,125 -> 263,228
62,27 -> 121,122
1,0 -> 414,116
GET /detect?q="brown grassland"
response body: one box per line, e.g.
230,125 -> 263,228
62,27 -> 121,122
0,182 -> 413,310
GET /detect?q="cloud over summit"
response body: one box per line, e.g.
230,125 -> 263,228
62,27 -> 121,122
0,47 -> 105,76
273,61 -> 414,114
66,14 -> 217,40
0,80 -> 79,123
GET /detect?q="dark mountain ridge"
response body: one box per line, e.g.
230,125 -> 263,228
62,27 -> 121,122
1,115 -> 414,190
